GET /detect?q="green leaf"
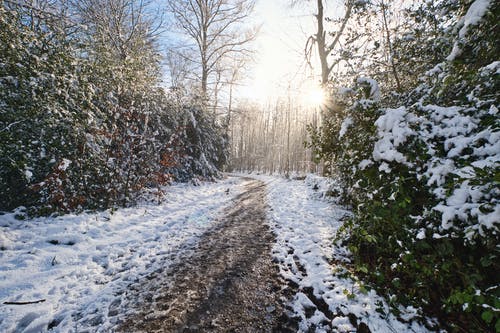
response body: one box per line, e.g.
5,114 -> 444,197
357,265 -> 369,274
359,284 -> 368,294
392,278 -> 401,288
481,310 -> 494,324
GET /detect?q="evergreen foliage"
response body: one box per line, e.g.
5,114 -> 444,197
0,6 -> 98,212
309,0 -> 499,331
0,3 -> 228,215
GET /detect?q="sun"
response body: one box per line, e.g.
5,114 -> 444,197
304,86 -> 326,108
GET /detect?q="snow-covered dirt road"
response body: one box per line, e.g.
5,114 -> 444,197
1,174 -> 437,332
117,178 -> 287,332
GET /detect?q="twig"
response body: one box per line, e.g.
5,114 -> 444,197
0,120 -> 24,132
4,299 -> 46,305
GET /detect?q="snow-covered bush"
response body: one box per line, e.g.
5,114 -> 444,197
170,105 -> 227,181
0,5 -> 228,215
0,7 -> 99,212
311,0 -> 499,330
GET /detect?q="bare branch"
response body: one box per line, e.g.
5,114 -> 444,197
167,0 -> 257,101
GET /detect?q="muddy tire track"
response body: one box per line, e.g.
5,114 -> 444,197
117,178 -> 288,332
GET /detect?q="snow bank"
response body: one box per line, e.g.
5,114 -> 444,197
0,177 -> 243,332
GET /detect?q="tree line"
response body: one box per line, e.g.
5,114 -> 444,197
229,95 -> 322,176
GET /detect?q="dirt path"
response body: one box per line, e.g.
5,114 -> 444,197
118,178 -> 288,332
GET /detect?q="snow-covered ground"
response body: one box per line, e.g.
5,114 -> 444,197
0,177 -> 244,333
2,173 -> 439,333
244,172 -> 439,333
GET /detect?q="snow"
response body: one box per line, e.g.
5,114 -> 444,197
373,107 -> 414,164
483,61 -> 500,76
457,0 -> 491,38
188,109 -> 197,127
416,229 -> 426,240
476,205 -> 500,231
24,168 -> 33,182
339,117 -> 353,138
356,77 -> 380,101
366,97 -> 499,240
331,316 -> 356,332
412,103 -> 499,237
0,176 -> 244,332
244,173 -> 434,332
0,172 -> 472,332
425,63 -> 443,77
338,86 -> 354,96
379,162 -> 391,173
57,159 -> 71,171
358,159 -> 373,170
447,0 -> 491,61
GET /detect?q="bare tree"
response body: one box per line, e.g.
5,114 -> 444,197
73,0 -> 162,62
167,0 -> 257,102
212,62 -> 224,116
225,57 -> 246,127
3,0 -> 80,37
308,0 -> 406,92
228,92 -> 320,175
166,49 -> 192,88
379,0 -> 402,92
303,0 -> 362,86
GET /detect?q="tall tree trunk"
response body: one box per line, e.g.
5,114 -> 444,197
314,0 -> 353,86
316,0 -> 329,86
286,86 -> 291,177
381,0 -> 402,92
201,67 -> 208,101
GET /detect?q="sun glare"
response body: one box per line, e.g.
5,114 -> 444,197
304,86 -> 326,108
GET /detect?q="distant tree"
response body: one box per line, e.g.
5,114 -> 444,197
166,49 -> 192,91
225,57 -> 247,129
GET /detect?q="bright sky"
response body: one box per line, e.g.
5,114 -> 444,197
239,0 -> 319,103
159,0 -> 344,108
237,0 -> 347,107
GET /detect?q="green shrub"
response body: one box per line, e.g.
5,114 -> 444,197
310,1 -> 499,330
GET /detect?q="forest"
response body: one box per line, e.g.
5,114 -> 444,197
0,0 -> 499,332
